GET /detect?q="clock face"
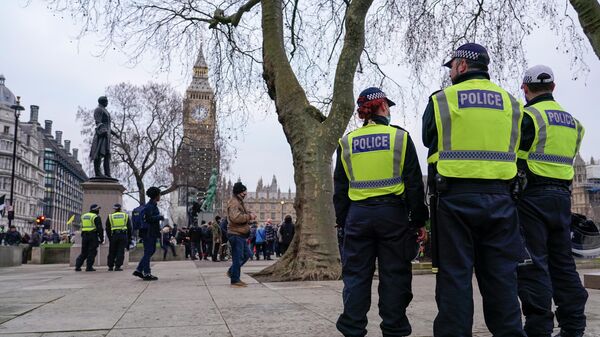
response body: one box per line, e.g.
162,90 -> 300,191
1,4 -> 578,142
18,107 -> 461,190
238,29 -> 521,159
192,105 -> 209,120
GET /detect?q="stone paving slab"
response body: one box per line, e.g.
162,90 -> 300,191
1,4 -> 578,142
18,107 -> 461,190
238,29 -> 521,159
0,261 -> 598,336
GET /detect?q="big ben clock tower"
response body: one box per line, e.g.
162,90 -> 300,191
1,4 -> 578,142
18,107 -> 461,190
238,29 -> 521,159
177,48 -> 219,206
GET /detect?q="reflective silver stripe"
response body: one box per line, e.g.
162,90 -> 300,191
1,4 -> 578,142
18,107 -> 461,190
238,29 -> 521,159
349,176 -> 403,189
340,136 -> 354,181
508,94 -> 521,153
435,91 -> 452,151
528,153 -> 573,165
525,106 -> 546,153
392,129 -> 406,177
439,150 -> 516,162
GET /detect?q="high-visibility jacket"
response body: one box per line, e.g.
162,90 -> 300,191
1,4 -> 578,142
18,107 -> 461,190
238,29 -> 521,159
428,79 -> 522,180
109,212 -> 128,231
81,213 -> 98,232
518,100 -> 584,180
339,123 -> 408,201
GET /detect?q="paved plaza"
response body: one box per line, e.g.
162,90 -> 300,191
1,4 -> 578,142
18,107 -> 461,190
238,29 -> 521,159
0,260 -> 598,337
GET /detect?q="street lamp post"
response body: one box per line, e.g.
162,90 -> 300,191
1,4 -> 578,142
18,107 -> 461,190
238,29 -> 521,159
280,200 -> 285,222
8,96 -> 24,227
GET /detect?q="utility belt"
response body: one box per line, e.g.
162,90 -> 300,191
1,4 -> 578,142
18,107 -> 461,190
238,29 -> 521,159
111,229 -> 128,234
434,174 -> 512,195
353,194 -> 405,206
81,230 -> 96,234
524,183 -> 570,193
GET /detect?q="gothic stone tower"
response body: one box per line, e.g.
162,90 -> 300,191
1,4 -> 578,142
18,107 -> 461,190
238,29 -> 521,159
178,48 -> 219,203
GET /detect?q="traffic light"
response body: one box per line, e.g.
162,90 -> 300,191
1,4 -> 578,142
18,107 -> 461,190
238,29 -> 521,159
35,215 -> 46,226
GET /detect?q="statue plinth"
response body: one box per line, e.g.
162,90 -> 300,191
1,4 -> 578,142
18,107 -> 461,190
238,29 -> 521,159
69,179 -> 129,266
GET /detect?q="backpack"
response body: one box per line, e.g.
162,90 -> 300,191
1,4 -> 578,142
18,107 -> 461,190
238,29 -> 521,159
132,204 -> 148,231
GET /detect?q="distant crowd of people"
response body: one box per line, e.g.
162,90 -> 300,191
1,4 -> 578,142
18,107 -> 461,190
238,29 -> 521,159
0,224 -> 73,247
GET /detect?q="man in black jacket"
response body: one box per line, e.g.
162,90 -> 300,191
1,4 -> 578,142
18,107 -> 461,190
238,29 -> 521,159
133,187 -> 164,281
278,215 -> 295,255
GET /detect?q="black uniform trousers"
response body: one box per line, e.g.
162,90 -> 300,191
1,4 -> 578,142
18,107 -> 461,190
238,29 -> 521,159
517,187 -> 588,337
433,182 -> 526,337
76,232 -> 99,269
107,231 -> 128,268
336,200 -> 415,337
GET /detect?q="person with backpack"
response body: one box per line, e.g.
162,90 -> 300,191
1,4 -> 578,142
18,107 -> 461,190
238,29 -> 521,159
133,187 -> 164,281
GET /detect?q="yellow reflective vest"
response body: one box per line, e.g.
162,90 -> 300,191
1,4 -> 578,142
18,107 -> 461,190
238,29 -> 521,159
339,123 -> 408,201
109,212 -> 128,231
518,100 -> 584,180
428,79 -> 522,180
81,213 -> 97,232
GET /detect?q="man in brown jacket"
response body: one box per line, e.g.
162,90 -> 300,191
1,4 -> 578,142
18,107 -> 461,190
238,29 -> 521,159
226,182 -> 256,287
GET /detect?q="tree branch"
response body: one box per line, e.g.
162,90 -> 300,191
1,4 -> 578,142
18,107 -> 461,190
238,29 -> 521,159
209,0 -> 261,28
569,0 -> 600,59
323,0 -> 375,145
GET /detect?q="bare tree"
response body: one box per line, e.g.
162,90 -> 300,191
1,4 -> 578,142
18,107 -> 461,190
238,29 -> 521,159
77,82 -> 185,204
569,0 -> 600,59
47,0 -> 593,281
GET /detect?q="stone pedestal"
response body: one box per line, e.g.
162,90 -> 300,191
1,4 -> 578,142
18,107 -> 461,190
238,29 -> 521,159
0,245 -> 23,267
69,179 -> 128,267
584,272 -> 600,289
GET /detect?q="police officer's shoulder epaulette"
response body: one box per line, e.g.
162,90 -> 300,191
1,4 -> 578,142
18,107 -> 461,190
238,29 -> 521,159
428,89 -> 443,99
389,124 -> 408,133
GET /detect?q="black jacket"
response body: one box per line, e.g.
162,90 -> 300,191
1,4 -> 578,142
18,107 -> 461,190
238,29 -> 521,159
518,93 -> 572,188
279,220 -> 295,245
143,200 -> 163,238
333,116 -> 429,227
5,231 -> 22,246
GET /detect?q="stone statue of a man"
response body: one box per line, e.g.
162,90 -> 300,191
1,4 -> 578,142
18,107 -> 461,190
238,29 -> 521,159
89,96 -> 119,178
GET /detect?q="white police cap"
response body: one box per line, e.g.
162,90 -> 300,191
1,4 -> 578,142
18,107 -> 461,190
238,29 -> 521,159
523,65 -> 554,84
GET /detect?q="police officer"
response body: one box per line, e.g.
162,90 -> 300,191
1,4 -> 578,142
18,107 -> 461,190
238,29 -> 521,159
106,203 -> 132,271
422,43 -> 526,336
334,87 -> 428,337
133,187 -> 164,281
516,65 -> 588,337
75,204 -> 104,272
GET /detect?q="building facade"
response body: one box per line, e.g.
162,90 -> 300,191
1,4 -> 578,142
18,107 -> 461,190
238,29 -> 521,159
41,119 -> 87,233
0,75 -> 45,234
572,154 -> 600,222
237,175 -> 296,224
169,48 -> 220,226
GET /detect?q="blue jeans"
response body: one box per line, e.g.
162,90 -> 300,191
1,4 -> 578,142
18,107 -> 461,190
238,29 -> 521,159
136,235 -> 157,275
227,234 -> 251,283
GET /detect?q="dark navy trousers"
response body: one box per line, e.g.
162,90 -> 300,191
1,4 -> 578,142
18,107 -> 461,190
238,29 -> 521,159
517,188 -> 588,337
336,201 -> 415,337
433,185 -> 526,337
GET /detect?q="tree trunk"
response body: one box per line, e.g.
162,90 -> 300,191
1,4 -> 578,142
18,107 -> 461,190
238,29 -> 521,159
256,126 -> 341,281
569,0 -> 600,59
136,176 -> 146,205
254,0 -> 373,281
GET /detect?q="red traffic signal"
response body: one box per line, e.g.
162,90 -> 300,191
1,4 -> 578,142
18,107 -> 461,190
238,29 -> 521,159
35,215 -> 46,224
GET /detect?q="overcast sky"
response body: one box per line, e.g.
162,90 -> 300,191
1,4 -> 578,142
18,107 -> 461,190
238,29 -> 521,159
1,1 -> 599,199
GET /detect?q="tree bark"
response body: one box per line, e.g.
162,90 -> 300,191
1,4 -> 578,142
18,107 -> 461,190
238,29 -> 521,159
569,0 -> 600,59
255,0 -> 373,281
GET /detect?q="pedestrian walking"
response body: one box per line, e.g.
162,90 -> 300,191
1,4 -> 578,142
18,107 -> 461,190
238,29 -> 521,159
422,43 -> 526,336
334,86 -> 428,337
516,65 -> 588,337
211,218 -> 222,262
189,223 -> 202,260
133,186 -> 164,281
264,219 -> 275,260
75,204 -> 104,272
255,223 -> 267,260
106,203 -> 132,271
226,182 -> 256,288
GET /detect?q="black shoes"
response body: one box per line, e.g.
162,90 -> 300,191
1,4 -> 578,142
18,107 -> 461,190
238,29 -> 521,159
133,270 -> 144,279
143,274 -> 158,281
553,332 -> 584,337
85,267 -> 96,272
114,267 -> 123,271
75,267 -> 82,272
108,267 -> 114,271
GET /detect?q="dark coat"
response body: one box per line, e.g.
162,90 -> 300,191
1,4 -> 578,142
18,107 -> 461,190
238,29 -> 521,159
279,220 -> 295,245
89,105 -> 112,160
5,231 -> 22,246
